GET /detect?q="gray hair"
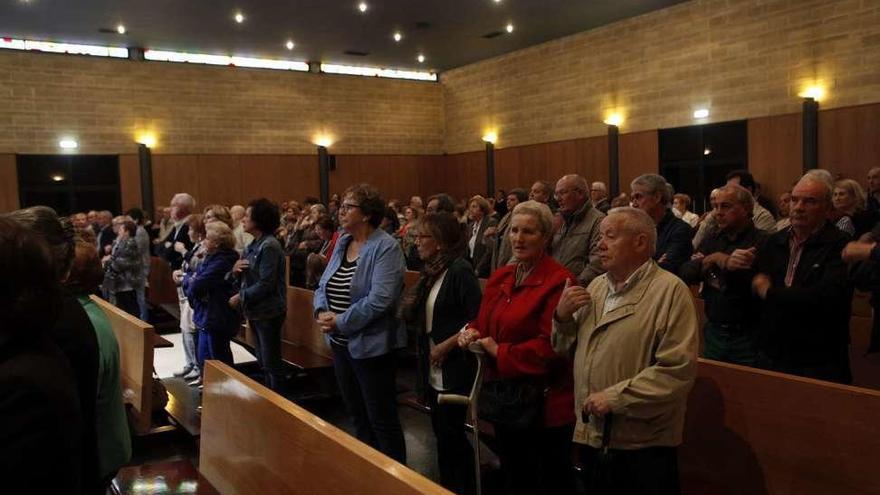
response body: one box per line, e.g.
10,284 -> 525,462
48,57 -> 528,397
798,170 -> 834,204
631,174 -> 672,205
511,200 -> 555,237
4,206 -> 76,281
717,184 -> 755,215
606,206 -> 657,256
171,192 -> 196,212
591,181 -> 607,193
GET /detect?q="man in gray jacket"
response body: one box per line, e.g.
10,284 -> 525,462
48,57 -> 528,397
550,174 -> 606,286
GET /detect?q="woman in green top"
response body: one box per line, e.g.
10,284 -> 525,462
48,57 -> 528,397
65,240 -> 132,488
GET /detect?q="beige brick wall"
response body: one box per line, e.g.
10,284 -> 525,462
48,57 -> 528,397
442,0 -> 880,153
0,51 -> 444,155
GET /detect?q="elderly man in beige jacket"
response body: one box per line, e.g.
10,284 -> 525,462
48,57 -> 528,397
552,206 -> 698,495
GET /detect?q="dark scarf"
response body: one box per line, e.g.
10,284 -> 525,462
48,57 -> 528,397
397,252 -> 456,328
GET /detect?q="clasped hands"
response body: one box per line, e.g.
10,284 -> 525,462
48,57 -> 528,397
457,327 -> 498,357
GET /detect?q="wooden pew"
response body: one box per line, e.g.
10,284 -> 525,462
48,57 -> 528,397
282,286 -> 333,369
147,256 -> 179,306
90,295 -> 157,435
681,359 -> 880,494
200,361 -> 452,495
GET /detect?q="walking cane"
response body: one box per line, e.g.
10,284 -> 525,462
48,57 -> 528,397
438,342 -> 486,494
590,412 -> 615,492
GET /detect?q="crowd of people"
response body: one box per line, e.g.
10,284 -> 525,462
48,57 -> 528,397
4,164 -> 880,494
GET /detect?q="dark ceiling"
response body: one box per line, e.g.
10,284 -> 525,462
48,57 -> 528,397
1,0 -> 686,72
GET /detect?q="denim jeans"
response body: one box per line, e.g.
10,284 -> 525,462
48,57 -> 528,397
135,285 -> 149,322
702,322 -> 758,367
332,342 -> 406,463
249,314 -> 285,391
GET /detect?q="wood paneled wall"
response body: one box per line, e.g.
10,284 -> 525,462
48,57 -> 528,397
0,154 -> 19,213
495,136 -> 609,194
748,113 -> 803,202
329,155 -> 443,202
428,151 -> 486,202
149,154 -> 318,211
820,103 -> 880,181
119,154 -> 141,213
619,130 -> 659,195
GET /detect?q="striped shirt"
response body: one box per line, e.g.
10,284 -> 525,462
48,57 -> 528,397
327,256 -> 358,345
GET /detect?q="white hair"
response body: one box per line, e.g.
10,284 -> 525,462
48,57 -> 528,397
606,206 -> 657,256
512,200 -> 555,237
171,193 -> 196,213
799,170 -> 834,204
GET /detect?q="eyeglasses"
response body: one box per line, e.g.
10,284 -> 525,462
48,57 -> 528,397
340,203 -> 360,212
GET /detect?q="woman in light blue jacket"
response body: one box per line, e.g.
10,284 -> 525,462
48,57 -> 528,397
314,184 -> 407,463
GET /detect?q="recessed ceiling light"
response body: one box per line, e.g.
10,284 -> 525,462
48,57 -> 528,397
693,108 -> 710,119
234,11 -> 245,23
393,32 -> 402,42
417,54 -> 425,63
357,2 -> 368,13
493,0 -> 502,3
703,147 -> 712,155
506,23 -> 514,33
285,40 -> 295,50
59,138 -> 78,149
51,174 -> 64,182
116,24 -> 126,34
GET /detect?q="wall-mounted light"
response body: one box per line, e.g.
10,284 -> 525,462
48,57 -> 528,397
798,85 -> 826,102
313,134 -> 333,148
482,131 -> 498,144
51,174 -> 64,182
59,138 -> 78,149
603,112 -> 623,127
693,108 -> 710,119
135,132 -> 157,149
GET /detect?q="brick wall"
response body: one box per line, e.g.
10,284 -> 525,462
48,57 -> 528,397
0,51 -> 444,155
442,0 -> 880,153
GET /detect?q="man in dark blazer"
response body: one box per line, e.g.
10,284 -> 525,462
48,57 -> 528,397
752,173 -> 853,384
631,173 -> 694,276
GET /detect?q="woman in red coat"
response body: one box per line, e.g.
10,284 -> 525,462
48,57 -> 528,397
459,200 -> 576,495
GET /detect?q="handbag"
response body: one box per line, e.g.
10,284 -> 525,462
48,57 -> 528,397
478,376 -> 545,430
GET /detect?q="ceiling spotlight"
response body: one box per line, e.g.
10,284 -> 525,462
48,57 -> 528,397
51,174 -> 64,182
358,2 -> 368,12
693,108 -> 710,119
493,0 -> 502,3
59,138 -> 78,150
417,54 -> 425,63
116,24 -> 126,34
703,147 -> 712,156
285,40 -> 295,50
506,23 -> 514,33
234,11 -> 245,23
393,32 -> 402,42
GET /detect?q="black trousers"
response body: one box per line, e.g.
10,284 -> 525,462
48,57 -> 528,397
428,387 -> 475,495
580,445 -> 680,495
332,343 -> 407,463
493,423 -> 576,495
249,314 -> 285,391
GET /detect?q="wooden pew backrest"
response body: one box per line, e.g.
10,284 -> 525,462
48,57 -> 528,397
200,361 -> 452,495
284,286 -> 332,360
681,359 -> 880,495
90,295 -> 155,435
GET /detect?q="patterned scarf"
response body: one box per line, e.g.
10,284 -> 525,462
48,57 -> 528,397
397,251 -> 455,326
